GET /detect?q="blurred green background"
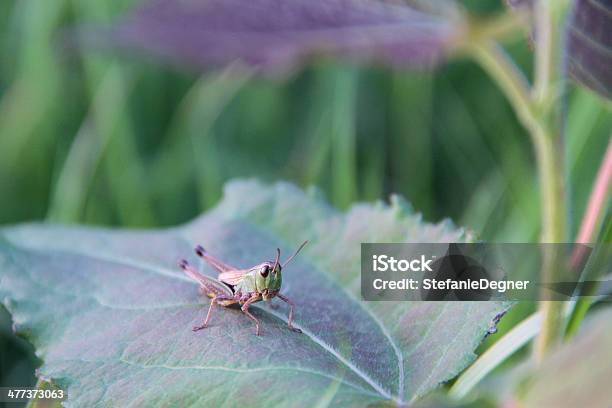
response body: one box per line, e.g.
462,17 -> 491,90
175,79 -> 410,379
0,0 -> 610,404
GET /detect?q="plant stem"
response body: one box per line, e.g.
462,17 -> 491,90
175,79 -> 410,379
467,10 -> 529,45
468,44 -> 565,242
469,42 -> 535,132
531,0 -> 569,362
469,3 -> 569,360
531,127 -> 566,362
468,42 -> 566,244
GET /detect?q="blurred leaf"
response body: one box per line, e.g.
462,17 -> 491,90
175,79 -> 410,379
99,0 -> 464,74
0,180 -> 505,406
505,0 -> 611,99
521,307 -> 612,407
505,0 -> 533,10
566,0 -> 612,99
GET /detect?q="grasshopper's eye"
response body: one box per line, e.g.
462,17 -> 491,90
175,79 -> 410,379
260,265 -> 270,278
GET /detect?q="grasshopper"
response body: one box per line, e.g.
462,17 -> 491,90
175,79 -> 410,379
179,241 -> 308,336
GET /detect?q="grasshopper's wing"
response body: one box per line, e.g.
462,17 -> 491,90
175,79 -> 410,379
181,261 -> 233,298
218,269 -> 248,286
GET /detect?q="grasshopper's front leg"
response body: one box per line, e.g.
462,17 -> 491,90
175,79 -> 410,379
241,294 -> 262,336
277,293 -> 302,333
193,294 -> 234,332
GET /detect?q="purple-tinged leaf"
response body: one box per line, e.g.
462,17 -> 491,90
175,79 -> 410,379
0,180 -> 506,406
103,0 -> 464,74
505,0 -> 533,10
566,0 -> 612,99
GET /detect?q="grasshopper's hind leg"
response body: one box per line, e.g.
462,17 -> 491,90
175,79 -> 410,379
178,259 -> 236,332
193,294 -> 235,332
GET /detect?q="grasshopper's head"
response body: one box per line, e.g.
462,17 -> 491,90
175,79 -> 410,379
256,241 -> 308,301
256,261 -> 282,301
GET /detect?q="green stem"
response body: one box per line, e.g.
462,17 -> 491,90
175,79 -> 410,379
469,42 -> 536,133
532,0 -> 569,362
468,44 -> 565,243
467,9 -> 530,45
470,29 -> 568,362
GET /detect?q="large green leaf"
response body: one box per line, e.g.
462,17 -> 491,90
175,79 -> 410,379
0,180 -> 505,407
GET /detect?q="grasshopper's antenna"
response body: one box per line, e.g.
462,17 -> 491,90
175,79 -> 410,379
272,248 -> 281,272
282,241 -> 309,268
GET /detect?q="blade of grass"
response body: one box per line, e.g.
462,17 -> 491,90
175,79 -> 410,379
47,66 -> 130,222
69,0 -> 156,227
461,172 -> 506,235
102,107 -> 157,226
0,0 -> 65,171
157,64 -> 252,211
293,68 -> 343,189
567,90 -> 610,175
389,72 -> 433,215
185,66 -> 252,209
330,68 -> 359,209
573,139 -> 612,247
565,140 -> 612,338
449,308 -> 546,400
565,218 -> 611,339
301,108 -> 333,187
0,0 -> 66,221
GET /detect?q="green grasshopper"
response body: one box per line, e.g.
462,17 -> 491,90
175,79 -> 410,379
179,241 -> 308,336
